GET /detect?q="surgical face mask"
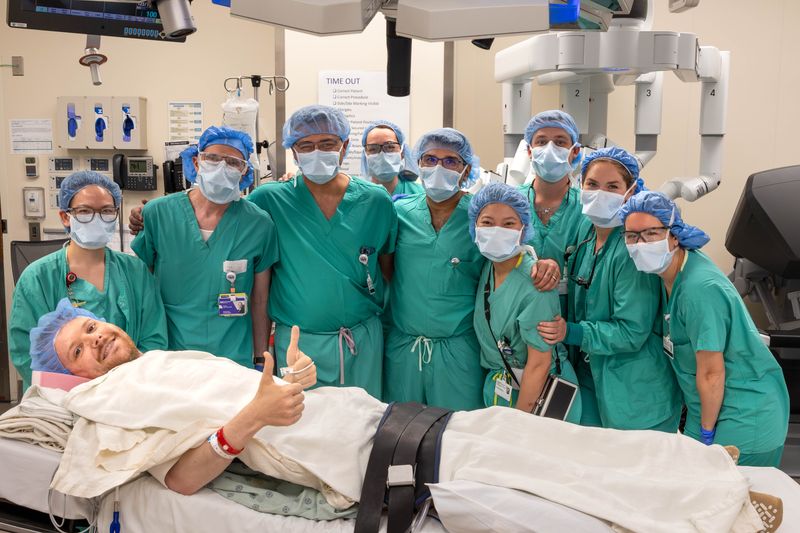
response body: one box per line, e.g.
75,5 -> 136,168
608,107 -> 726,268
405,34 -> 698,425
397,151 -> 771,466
196,159 -> 243,204
531,141 -> 574,183
420,165 -> 463,203
474,226 -> 523,262
68,215 -> 116,250
626,238 -> 676,274
297,148 -> 341,185
580,186 -> 633,228
366,152 -> 403,183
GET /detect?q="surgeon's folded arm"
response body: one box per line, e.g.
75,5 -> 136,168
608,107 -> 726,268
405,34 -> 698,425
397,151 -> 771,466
164,360 -> 305,496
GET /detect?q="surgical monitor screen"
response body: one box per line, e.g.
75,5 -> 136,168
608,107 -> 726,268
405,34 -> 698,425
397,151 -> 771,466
7,0 -> 186,42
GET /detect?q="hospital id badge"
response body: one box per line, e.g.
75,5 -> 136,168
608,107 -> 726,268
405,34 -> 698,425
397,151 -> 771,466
218,292 -> 248,317
558,277 -> 568,295
663,335 -> 674,359
494,377 -> 512,402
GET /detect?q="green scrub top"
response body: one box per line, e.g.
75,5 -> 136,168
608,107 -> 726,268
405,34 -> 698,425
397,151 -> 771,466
393,179 -> 424,196
473,254 -> 581,422
248,176 -> 398,397
382,193 -> 485,410
131,192 -> 278,367
9,246 -> 167,390
661,250 -> 789,454
567,220 -> 681,430
518,184 -> 584,272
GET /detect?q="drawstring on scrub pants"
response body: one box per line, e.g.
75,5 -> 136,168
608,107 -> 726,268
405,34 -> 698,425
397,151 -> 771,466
338,327 -> 357,385
411,336 -> 433,371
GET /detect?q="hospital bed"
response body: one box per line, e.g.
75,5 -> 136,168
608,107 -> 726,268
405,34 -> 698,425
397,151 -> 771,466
2,437 -> 799,532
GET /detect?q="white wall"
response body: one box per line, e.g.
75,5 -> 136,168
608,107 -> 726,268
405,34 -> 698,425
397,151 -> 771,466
454,0 -> 800,269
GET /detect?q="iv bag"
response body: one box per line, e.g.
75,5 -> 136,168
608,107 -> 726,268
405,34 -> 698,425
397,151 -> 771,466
222,93 -> 260,173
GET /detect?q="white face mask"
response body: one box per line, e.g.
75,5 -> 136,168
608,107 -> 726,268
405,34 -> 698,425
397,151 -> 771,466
580,186 -> 634,228
196,159 -> 242,204
474,226 -> 523,262
420,165 -> 463,203
531,141 -> 575,183
297,148 -> 341,185
367,152 -> 403,183
68,215 -> 117,250
626,238 -> 676,274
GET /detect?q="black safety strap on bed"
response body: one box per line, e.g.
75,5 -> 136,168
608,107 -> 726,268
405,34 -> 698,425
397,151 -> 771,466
355,402 -> 452,533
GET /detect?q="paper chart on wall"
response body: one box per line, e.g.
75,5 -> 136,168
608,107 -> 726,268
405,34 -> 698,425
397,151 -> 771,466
9,119 -> 54,154
168,102 -> 203,144
318,71 -> 410,176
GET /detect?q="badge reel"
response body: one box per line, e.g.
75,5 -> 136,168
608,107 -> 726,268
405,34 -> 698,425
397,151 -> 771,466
218,270 -> 248,317
359,246 -> 376,295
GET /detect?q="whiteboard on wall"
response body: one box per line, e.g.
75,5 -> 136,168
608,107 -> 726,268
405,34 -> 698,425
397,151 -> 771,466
319,71 -> 410,176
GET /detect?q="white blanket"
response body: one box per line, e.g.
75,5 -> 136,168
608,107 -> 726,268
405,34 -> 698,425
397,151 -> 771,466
52,350 -> 763,533
0,385 -> 73,451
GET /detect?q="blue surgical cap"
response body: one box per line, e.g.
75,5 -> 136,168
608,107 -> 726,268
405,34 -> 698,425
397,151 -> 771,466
524,110 -> 579,146
282,105 -> 351,151
359,120 -> 420,181
468,182 -> 533,242
619,191 -> 711,250
60,171 -> 122,209
29,298 -> 101,375
413,128 -> 481,186
582,146 -> 644,193
181,126 -> 255,190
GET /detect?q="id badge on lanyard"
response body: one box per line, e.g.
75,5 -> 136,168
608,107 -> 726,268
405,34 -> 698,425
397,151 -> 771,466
663,313 -> 674,359
219,260 -> 248,317
494,374 -> 513,402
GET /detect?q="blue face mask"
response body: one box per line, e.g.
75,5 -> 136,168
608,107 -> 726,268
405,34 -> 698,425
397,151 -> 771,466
366,152 -> 403,183
531,141 -> 575,183
297,149 -> 342,185
69,215 -> 116,250
196,159 -> 242,204
420,165 -> 463,203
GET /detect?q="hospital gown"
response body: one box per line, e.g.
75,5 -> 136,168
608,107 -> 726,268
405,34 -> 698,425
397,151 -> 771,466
248,176 -> 397,398
661,249 -> 789,466
383,193 -> 484,411
9,247 -> 167,389
473,253 -> 581,423
567,221 -> 681,430
131,192 -> 277,367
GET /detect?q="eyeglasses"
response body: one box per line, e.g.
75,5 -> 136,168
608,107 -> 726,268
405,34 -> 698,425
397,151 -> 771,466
293,138 -> 342,154
419,154 -> 465,171
364,142 -> 401,155
67,206 -> 119,223
198,152 -> 248,173
622,226 -> 671,245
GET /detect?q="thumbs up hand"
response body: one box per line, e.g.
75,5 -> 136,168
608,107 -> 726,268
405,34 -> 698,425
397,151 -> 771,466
283,326 -> 317,389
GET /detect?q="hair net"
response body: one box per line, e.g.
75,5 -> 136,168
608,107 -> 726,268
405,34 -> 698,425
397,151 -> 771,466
582,146 -> 644,193
359,120 -> 420,181
619,191 -> 711,250
468,182 -> 533,242
413,128 -> 481,186
29,298 -> 101,375
181,126 -> 255,190
524,110 -> 579,146
282,104 -> 351,151
59,170 -> 122,209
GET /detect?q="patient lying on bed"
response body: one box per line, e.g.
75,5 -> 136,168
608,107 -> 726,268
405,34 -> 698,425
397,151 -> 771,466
32,299 -> 777,533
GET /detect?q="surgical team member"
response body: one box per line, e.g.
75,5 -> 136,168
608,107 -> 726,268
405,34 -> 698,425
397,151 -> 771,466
537,148 -> 681,430
9,171 -> 167,389
520,110 -> 585,282
131,126 -> 278,367
383,128 -> 485,410
360,119 -> 423,196
248,105 -> 397,398
470,183 -> 580,420
620,192 -> 789,466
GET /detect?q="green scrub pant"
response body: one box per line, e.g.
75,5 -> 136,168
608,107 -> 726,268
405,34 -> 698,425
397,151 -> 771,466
575,357 -> 602,427
482,369 -> 582,424
274,315 -> 383,399
738,446 -> 784,468
383,327 -> 484,411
